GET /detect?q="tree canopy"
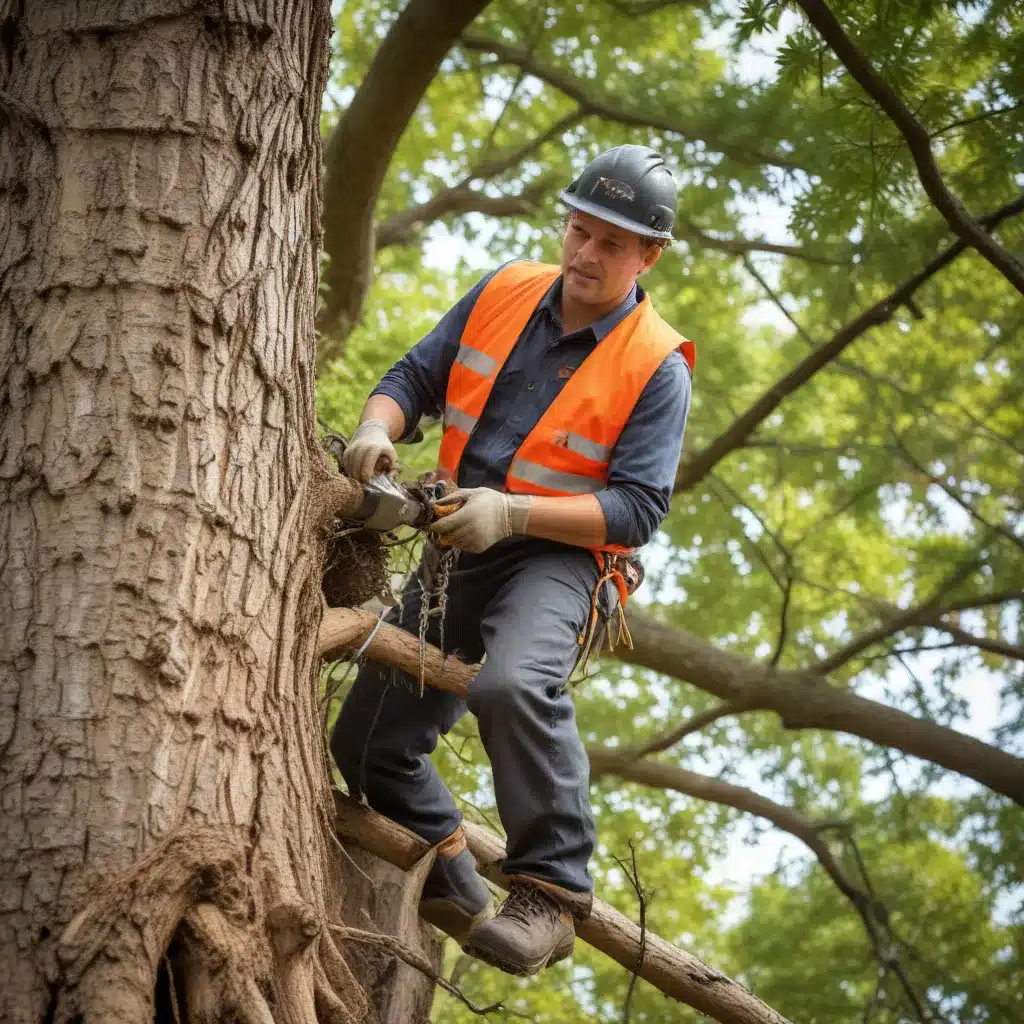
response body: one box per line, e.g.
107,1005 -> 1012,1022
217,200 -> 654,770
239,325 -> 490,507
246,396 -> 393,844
317,1 -> 1023,1020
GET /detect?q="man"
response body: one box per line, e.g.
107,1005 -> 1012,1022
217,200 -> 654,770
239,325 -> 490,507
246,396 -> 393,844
332,145 -> 694,976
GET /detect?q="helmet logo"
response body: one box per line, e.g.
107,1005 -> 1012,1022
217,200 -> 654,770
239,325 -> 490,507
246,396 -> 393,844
595,177 -> 635,202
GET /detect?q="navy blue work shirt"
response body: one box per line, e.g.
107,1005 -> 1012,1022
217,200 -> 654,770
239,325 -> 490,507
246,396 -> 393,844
372,266 -> 691,549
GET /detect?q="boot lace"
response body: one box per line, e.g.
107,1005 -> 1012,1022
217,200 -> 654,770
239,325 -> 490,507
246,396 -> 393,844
500,883 -> 559,927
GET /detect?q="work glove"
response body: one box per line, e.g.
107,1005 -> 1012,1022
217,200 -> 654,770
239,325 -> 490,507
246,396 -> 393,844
342,419 -> 397,483
428,487 -> 532,554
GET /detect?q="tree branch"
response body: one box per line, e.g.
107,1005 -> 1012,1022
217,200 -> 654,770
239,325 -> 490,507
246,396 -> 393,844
458,32 -> 804,170
814,554 -> 984,676
676,194 -> 1024,493
375,187 -> 542,249
931,100 -> 1023,138
604,0 -> 708,14
935,621 -> 1024,664
620,611 -> 1024,805
679,216 -> 845,264
470,109 -> 584,180
588,752 -> 878,924
334,793 -> 794,1024
618,700 -> 757,760
793,0 -> 1024,296
318,0 -> 491,343
373,108 -> 581,249
590,749 -> 943,1020
330,926 -> 510,1016
890,434 -> 1024,555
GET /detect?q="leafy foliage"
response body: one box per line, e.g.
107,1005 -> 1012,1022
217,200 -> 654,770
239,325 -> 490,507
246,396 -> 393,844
319,1 -> 1024,1020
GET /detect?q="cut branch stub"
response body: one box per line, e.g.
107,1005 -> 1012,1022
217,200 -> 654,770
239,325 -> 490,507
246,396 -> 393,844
319,607 -> 476,695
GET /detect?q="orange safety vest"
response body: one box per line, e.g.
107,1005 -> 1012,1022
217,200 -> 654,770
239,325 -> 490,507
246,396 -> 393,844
437,260 -> 695,605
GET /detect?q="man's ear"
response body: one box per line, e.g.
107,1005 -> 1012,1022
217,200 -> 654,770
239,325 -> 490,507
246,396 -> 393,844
639,242 -> 664,274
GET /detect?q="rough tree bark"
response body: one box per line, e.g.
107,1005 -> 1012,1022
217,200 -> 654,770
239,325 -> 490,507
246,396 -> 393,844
0,4 -> 387,1021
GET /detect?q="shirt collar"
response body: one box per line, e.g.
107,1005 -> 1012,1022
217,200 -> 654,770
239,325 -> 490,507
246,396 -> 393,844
539,278 -> 644,342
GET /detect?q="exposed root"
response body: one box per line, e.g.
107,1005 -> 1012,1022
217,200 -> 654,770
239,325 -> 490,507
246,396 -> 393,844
314,963 -> 363,1024
315,930 -> 367,1024
180,903 -> 274,1024
57,826 -> 252,1022
55,826 -> 371,1024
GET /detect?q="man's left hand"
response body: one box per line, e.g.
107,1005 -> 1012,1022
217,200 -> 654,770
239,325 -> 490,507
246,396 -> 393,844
428,488 -> 531,554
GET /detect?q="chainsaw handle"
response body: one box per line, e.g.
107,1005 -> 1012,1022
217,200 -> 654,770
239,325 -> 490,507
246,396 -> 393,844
431,497 -> 465,548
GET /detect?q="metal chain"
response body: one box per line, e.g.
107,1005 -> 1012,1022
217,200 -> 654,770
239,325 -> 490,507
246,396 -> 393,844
417,546 -> 458,696
436,548 -> 457,656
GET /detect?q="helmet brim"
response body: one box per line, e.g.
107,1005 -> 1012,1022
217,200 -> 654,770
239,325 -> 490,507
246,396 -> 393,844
560,191 -> 674,241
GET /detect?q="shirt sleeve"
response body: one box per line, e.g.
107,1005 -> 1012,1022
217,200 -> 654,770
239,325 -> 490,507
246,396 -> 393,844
370,267 -> 500,439
595,349 -> 691,549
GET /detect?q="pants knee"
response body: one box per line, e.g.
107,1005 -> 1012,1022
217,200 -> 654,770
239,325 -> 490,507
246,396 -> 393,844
468,657 -> 557,720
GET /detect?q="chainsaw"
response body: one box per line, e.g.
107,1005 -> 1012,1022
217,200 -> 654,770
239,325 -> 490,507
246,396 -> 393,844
323,432 -> 462,534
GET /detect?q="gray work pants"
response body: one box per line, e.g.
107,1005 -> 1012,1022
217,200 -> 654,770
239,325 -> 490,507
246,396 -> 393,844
330,538 -> 602,893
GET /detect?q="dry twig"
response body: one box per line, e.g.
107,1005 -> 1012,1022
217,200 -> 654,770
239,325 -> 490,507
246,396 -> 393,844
611,840 -> 652,1024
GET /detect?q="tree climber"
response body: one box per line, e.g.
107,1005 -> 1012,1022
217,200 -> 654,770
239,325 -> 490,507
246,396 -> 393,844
332,145 -> 695,976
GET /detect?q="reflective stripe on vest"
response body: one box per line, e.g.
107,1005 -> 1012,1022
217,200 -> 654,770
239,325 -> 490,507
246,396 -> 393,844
508,458 -> 604,494
454,344 -> 497,378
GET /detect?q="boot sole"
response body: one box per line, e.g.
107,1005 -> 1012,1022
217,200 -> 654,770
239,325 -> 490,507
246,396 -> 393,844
462,933 -> 575,977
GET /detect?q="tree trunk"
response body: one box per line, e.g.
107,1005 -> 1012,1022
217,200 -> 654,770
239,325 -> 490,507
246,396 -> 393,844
0,3 -> 380,1021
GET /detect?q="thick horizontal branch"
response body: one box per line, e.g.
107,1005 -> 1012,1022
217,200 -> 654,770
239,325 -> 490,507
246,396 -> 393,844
459,32 -> 803,171
794,0 -> 1024,296
622,611 -> 1024,805
333,793 -> 792,1024
318,0 -> 490,344
676,194 -> 1024,493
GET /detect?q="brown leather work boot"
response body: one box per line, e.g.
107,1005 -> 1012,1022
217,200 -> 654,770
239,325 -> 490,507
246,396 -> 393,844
419,826 -> 493,945
463,876 -> 592,976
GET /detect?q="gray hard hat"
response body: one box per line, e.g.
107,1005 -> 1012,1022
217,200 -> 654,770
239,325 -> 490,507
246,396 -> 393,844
560,145 -> 677,240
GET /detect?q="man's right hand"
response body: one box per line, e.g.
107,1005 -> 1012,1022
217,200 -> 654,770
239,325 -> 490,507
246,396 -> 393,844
341,419 -> 397,482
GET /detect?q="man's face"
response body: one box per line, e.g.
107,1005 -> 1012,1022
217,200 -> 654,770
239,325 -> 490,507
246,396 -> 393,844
561,211 -> 663,307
